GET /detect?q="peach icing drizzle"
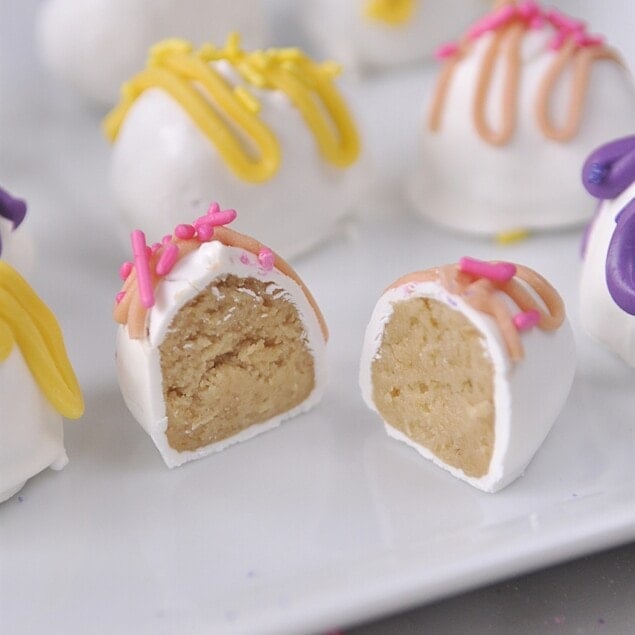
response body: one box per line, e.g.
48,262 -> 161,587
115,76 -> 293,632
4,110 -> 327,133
113,204 -> 328,342
429,0 -> 621,145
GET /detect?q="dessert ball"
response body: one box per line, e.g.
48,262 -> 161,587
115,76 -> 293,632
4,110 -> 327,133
580,135 -> 635,365
37,0 -> 267,106
360,257 -> 575,492
414,1 -> 635,237
0,262 -> 84,502
104,37 -> 362,258
114,203 -> 327,468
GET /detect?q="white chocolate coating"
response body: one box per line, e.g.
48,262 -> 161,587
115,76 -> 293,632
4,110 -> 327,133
304,0 -> 486,71
413,30 -> 635,235
359,279 -> 576,492
37,0 -> 267,106
580,181 -> 635,365
116,240 -> 327,468
0,347 -> 68,503
109,61 -> 363,259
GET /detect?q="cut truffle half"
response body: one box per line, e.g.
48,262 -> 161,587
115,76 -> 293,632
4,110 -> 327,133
360,258 -> 575,492
114,203 -> 328,467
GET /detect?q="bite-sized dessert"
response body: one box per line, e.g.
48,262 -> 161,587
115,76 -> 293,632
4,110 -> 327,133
0,262 -> 84,503
304,0 -> 486,72
104,36 -> 362,259
414,0 -> 635,237
114,203 -> 328,468
0,185 -> 28,270
37,0 -> 267,106
580,135 -> 635,366
360,257 -> 575,492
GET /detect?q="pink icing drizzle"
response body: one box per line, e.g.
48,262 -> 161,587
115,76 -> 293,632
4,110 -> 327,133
440,1 -> 605,58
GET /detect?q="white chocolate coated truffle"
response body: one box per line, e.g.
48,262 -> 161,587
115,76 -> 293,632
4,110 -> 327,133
413,12 -> 635,236
37,0 -> 267,106
360,265 -> 575,492
107,46 -> 363,259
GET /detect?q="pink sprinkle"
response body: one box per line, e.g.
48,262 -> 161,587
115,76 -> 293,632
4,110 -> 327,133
155,243 -> 179,276
459,257 -> 517,283
208,208 -> 238,227
119,261 -> 133,280
576,33 -> 603,47
548,10 -> 584,33
151,242 -> 162,254
549,32 -> 567,51
196,223 -> 214,242
175,224 -> 196,240
131,229 -> 155,309
468,4 -> 516,40
517,0 -> 539,18
258,247 -> 274,272
162,234 -> 173,244
145,245 -> 152,258
240,253 -> 250,265
435,42 -> 460,60
115,291 -> 126,304
513,309 -> 541,331
207,202 -> 221,217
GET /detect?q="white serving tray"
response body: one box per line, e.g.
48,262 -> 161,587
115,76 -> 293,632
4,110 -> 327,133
1,2 -> 634,634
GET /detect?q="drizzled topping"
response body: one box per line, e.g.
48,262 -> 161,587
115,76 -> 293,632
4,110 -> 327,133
429,0 -> 620,145
0,262 -> 84,419
582,135 -> 635,200
0,186 -> 27,257
390,257 -> 565,361
114,203 -> 329,342
364,0 -> 416,26
104,34 -> 360,183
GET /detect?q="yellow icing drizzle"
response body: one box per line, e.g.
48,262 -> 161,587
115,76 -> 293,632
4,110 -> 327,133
364,0 -> 416,26
0,262 -> 84,419
103,35 -> 361,183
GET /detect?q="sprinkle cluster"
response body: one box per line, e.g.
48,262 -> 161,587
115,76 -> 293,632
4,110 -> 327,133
117,203 -> 239,309
458,257 -> 541,333
435,1 -> 605,60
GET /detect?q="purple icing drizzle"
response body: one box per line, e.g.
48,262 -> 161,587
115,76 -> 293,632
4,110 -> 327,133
582,136 -> 635,200
0,186 -> 27,257
606,199 -> 635,315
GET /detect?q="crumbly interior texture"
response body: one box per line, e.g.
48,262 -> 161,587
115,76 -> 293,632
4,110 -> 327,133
159,275 -> 315,452
371,297 -> 495,478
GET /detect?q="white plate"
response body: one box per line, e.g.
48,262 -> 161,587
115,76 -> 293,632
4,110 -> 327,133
1,3 -> 635,634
